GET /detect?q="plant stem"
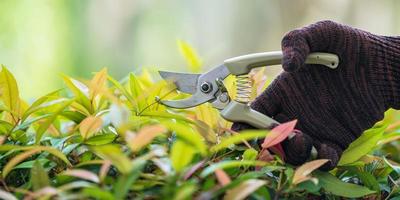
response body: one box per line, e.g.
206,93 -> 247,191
137,88 -> 176,116
273,169 -> 284,200
0,179 -> 9,191
385,175 -> 399,200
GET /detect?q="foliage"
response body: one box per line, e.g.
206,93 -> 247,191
1,44 -> 400,200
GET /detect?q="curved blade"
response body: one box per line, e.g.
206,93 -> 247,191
160,92 -> 211,109
159,71 -> 200,94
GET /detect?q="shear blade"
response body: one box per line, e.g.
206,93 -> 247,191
160,93 -> 207,108
159,71 -> 200,94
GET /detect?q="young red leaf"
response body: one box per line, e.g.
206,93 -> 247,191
257,148 -> 274,162
292,159 -> 329,185
30,187 -> 57,199
268,144 -> 286,161
215,169 -> 231,186
261,120 -> 297,149
126,125 -> 167,152
256,148 -> 274,170
183,160 -> 206,180
224,179 -> 267,200
0,136 -> 5,145
63,169 -> 100,183
99,160 -> 112,183
89,68 -> 108,100
79,116 -> 103,140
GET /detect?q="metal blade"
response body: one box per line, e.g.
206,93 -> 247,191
160,91 -> 210,109
159,71 -> 200,94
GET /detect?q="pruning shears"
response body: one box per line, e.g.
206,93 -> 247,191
158,51 -> 339,129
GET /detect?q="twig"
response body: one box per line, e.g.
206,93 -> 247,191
0,179 -> 9,191
273,169 -> 284,200
136,88 -> 176,116
385,175 -> 399,200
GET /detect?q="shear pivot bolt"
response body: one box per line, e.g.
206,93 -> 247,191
200,82 -> 212,93
219,93 -> 229,103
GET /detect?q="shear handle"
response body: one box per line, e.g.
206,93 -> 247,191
220,101 -> 279,129
224,51 -> 339,75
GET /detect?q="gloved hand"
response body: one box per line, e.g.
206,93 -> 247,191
232,20 -> 400,170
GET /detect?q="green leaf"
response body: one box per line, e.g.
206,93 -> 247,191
177,40 -> 202,72
338,125 -> 386,165
35,100 -> 73,144
161,120 -> 207,155
141,111 -> 194,124
129,73 -> 147,113
194,119 -> 217,144
84,133 -> 116,145
315,171 -> 375,198
75,160 -> 105,168
384,157 -> 400,175
107,75 -> 134,107
0,66 -> 20,117
0,105 -> 11,114
14,159 -> 49,169
253,186 -> 271,200
243,148 -> 258,161
61,110 -> 86,123
0,145 -> 32,152
294,180 -> 321,194
211,130 -> 268,152
0,120 -> 13,135
2,146 -> 71,178
113,156 -> 147,200
82,186 -> 115,200
21,89 -> 62,121
171,139 -> 196,172
200,160 -> 267,177
15,114 -> 50,132
355,171 -> 380,191
173,182 -> 197,200
91,145 -> 132,174
145,80 -> 170,111
31,160 -> 50,191
63,75 -> 92,113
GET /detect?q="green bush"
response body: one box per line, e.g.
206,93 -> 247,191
1,44 -> 400,199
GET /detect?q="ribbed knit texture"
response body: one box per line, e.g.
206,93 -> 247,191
232,20 -> 400,170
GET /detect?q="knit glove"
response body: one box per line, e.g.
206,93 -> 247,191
232,20 -> 400,170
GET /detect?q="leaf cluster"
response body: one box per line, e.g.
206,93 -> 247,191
0,43 -> 400,200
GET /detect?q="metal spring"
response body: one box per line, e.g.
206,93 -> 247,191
235,74 -> 252,103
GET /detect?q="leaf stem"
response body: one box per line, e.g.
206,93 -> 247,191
0,178 -> 9,191
136,88 -> 176,116
385,175 -> 399,200
274,169 -> 284,200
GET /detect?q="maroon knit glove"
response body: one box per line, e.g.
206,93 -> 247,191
232,20 -> 400,170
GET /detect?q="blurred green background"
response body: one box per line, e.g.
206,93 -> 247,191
1,0 -> 399,99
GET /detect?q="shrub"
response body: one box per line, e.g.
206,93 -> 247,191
0,44 -> 400,199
